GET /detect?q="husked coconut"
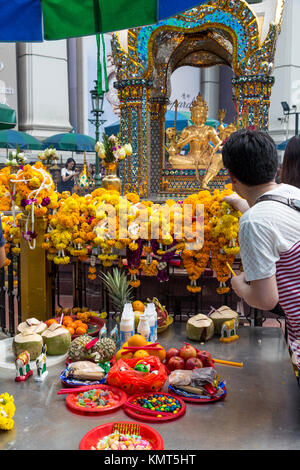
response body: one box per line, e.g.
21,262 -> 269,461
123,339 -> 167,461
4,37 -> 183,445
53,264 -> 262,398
13,331 -> 43,360
210,306 -> 239,335
186,314 -> 214,342
42,323 -> 71,355
17,317 -> 47,335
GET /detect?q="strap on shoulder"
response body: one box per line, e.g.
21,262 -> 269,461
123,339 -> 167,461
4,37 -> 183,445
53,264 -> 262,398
255,194 -> 300,212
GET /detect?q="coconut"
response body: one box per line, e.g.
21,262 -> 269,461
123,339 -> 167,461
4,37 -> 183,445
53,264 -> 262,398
186,314 -> 214,342
17,317 -> 47,335
210,306 -> 239,335
42,323 -> 71,355
13,331 -> 43,360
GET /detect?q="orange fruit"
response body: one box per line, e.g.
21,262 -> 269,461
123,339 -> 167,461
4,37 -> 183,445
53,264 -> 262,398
128,334 -> 148,348
67,327 -> 75,335
132,301 -> 145,312
122,341 -> 128,348
73,320 -> 83,329
158,346 -> 166,362
81,323 -> 88,331
63,319 -> 73,327
63,315 -> 72,323
121,352 -> 133,360
133,350 -> 149,359
149,343 -> 166,362
75,326 -> 86,335
115,349 -> 124,361
46,319 -> 57,327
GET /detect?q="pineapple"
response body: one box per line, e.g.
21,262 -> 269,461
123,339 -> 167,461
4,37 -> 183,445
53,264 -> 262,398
100,268 -> 134,313
68,335 -> 116,363
96,337 -> 116,362
68,335 -> 93,361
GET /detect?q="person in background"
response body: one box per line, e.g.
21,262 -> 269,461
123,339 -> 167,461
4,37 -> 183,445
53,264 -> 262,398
60,158 -> 79,193
90,164 -> 96,179
280,135 -> 300,189
222,129 -> 300,384
0,217 -> 6,268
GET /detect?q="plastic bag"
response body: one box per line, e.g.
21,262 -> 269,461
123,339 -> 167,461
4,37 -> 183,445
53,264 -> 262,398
107,356 -> 167,395
191,367 -> 217,388
169,370 -> 193,386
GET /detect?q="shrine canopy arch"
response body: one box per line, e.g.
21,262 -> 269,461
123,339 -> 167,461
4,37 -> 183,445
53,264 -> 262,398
112,0 -> 283,197
127,3 -> 258,85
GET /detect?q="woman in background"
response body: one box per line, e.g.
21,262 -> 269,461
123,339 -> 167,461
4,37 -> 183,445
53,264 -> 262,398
0,218 -> 6,268
281,135 -> 300,188
60,158 -> 79,193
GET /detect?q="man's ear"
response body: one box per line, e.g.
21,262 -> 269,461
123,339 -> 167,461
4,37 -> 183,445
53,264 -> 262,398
228,170 -> 238,184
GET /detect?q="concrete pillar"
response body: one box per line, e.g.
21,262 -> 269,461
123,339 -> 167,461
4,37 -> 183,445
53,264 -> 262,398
269,0 -> 300,145
200,66 -> 220,120
76,38 -> 89,135
16,41 -> 72,140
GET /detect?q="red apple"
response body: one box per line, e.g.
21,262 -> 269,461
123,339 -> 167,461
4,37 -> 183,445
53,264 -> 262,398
179,345 -> 197,360
196,351 -> 213,367
168,356 -> 185,371
166,348 -> 180,362
185,357 -> 203,370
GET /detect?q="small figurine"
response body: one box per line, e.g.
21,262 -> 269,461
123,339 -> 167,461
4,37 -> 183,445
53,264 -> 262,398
15,350 -> 33,382
35,344 -> 48,382
220,319 -> 239,343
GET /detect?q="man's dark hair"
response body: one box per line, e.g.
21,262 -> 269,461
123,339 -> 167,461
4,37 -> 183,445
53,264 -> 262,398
222,129 -> 278,186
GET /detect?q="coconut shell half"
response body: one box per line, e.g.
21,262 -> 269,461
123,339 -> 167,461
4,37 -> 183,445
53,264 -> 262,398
17,317 -> 47,335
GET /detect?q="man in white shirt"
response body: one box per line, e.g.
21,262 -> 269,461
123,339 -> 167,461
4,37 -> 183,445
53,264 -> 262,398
222,129 -> 300,374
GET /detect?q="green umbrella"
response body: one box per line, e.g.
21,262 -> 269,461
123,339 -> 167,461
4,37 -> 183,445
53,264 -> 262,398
43,132 -> 96,152
0,130 -> 42,150
0,103 -> 16,130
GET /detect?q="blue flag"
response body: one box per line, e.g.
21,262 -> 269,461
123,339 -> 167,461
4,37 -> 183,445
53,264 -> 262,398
158,0 -> 207,20
0,0 -> 43,42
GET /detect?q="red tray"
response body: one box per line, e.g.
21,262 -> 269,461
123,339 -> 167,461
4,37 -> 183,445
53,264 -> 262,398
65,384 -> 127,415
123,392 -> 186,423
53,315 -> 105,340
79,421 -> 164,450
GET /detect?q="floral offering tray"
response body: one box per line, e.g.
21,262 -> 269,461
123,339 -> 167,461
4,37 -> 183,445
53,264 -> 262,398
168,380 -> 226,403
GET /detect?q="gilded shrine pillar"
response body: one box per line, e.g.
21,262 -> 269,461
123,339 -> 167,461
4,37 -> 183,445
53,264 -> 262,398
232,75 -> 275,131
115,79 -> 152,197
148,97 -> 168,197
20,215 -> 52,322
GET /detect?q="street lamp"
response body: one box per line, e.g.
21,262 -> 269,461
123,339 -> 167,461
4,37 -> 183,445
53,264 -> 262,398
281,101 -> 300,136
89,80 -> 107,188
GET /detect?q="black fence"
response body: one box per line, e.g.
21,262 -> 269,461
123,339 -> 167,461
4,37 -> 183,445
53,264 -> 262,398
0,248 -> 21,336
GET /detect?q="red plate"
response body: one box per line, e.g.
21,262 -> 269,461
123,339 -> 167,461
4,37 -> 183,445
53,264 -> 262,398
79,421 -> 164,450
123,392 -> 186,423
65,384 -> 127,415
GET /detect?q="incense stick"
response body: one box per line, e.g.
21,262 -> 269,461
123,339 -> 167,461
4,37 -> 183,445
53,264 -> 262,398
213,358 -> 243,367
226,262 -> 236,277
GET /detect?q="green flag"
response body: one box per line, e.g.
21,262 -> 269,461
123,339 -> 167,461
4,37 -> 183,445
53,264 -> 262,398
42,0 -> 157,40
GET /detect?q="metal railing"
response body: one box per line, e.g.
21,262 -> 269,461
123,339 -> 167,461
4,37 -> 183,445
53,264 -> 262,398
0,249 -> 21,336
